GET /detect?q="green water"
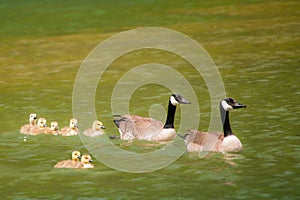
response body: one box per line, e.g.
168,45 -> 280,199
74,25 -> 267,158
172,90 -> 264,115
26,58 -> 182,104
0,0 -> 299,199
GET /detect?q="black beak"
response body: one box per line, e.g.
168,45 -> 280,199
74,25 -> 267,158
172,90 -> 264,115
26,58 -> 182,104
233,102 -> 246,109
101,126 -> 106,129
176,94 -> 191,104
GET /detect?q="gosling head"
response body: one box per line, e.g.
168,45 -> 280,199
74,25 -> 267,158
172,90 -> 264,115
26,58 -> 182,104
29,113 -> 37,126
170,94 -> 191,106
37,118 -> 47,129
50,121 -> 59,131
81,154 -> 93,164
92,120 -> 106,131
69,118 -> 78,129
221,98 -> 247,111
71,150 -> 81,162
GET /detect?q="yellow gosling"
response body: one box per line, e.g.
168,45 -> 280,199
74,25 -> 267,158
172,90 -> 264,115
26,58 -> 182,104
20,113 -> 37,134
61,118 -> 79,136
83,120 -> 105,137
77,154 -> 94,169
30,118 -> 48,135
54,151 -> 81,168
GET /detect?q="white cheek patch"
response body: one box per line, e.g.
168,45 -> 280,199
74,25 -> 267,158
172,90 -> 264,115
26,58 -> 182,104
30,114 -> 37,120
222,100 -> 233,111
170,96 -> 180,106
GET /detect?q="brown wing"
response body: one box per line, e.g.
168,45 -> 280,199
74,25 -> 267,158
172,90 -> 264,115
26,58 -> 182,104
185,130 -> 224,152
114,115 -> 164,140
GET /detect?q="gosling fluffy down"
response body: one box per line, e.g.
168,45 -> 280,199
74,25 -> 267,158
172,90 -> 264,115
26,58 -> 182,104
54,150 -> 81,168
20,113 -> 37,134
61,118 -> 80,136
83,120 -> 106,137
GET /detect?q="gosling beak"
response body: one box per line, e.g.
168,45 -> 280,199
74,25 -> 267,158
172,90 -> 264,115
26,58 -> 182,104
89,159 -> 93,163
77,156 -> 81,159
101,125 -> 106,129
233,102 -> 247,109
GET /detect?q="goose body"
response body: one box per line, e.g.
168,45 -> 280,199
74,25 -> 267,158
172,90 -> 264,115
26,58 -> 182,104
29,118 -> 49,135
61,118 -> 79,136
46,121 -> 60,135
83,120 -> 106,137
77,154 -> 94,169
20,113 -> 37,134
113,94 -> 191,142
54,150 -> 81,168
184,98 -> 246,153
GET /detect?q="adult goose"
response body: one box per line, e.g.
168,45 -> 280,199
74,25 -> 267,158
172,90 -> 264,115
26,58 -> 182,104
113,94 -> 191,142
183,97 -> 246,153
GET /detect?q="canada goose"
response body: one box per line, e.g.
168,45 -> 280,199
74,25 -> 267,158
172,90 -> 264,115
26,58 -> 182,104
83,120 -> 106,137
77,154 -> 94,169
37,121 -> 61,135
47,121 -> 60,135
54,150 -> 81,168
20,113 -> 37,134
113,94 -> 191,142
183,98 -> 246,153
29,118 -> 48,135
61,118 -> 79,136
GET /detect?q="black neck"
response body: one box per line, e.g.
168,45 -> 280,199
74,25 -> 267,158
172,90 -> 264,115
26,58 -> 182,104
220,104 -> 233,137
163,101 -> 176,129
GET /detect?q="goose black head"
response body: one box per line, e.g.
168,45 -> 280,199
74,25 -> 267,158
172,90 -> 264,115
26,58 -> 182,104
221,97 -> 246,111
170,94 -> 191,106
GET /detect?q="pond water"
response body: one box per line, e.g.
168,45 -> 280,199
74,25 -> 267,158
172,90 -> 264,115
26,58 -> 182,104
0,0 -> 299,199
